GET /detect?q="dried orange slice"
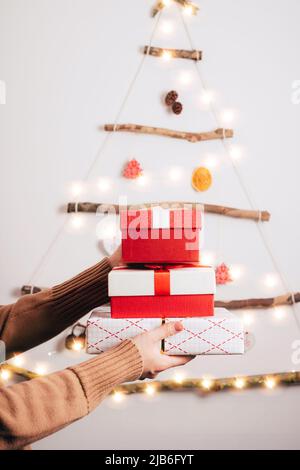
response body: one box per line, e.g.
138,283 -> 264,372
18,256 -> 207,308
192,166 -> 212,192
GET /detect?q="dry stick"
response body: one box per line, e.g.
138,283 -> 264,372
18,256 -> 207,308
104,124 -> 233,143
143,46 -> 202,61
66,201 -> 271,222
152,0 -> 199,17
215,292 -> 300,310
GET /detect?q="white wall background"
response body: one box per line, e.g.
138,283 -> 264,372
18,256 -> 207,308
1,0 -> 300,450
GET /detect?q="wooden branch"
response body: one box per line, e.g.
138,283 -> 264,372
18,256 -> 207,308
215,292 -> 300,310
66,201 -> 271,222
152,0 -> 199,17
144,46 -> 202,61
104,124 -> 233,143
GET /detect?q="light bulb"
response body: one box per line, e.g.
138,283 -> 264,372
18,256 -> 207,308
169,166 -> 183,182
11,355 -> 24,367
70,181 -> 84,198
98,177 -> 112,192
201,378 -> 213,390
113,391 -> 124,402
220,109 -> 235,126
203,154 -> 219,170
0,369 -> 11,381
234,377 -> 246,389
173,372 -> 185,384
161,50 -> 172,61
160,21 -> 174,34
229,145 -> 243,161
201,251 -> 216,266
179,71 -> 193,85
162,0 -> 172,6
184,5 -> 193,15
145,384 -> 156,396
35,364 -> 47,376
264,273 -> 278,288
200,90 -> 215,106
70,214 -> 84,230
136,174 -> 149,187
243,312 -> 254,326
273,306 -> 286,320
230,265 -> 244,281
264,377 -> 276,389
72,340 -> 84,351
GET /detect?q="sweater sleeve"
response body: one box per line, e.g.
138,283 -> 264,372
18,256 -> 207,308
0,340 -> 143,450
0,257 -> 112,358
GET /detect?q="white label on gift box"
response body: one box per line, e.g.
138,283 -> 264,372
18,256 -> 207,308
170,267 -> 216,295
152,206 -> 170,229
165,309 -> 244,355
87,310 -> 160,354
109,269 -> 155,296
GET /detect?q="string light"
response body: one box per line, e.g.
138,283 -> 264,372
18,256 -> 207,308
243,312 -> 254,326
201,251 -> 216,266
70,181 -> 84,198
136,174 -> 150,187
200,90 -> 215,106
183,5 -> 193,15
160,21 -> 174,34
230,265 -> 244,281
229,145 -> 243,161
264,273 -> 279,288
70,213 -> 84,230
173,372 -> 185,384
112,391 -> 125,403
273,306 -> 287,320
145,384 -> 156,396
264,377 -> 276,389
179,71 -> 193,85
98,177 -> 112,192
72,339 -> 85,351
202,154 -> 219,170
234,377 -> 246,389
35,364 -> 47,376
11,355 -> 24,367
161,0 -> 172,6
201,377 -> 214,390
0,368 -> 11,381
169,166 -> 183,182
220,109 -> 236,126
161,50 -> 172,61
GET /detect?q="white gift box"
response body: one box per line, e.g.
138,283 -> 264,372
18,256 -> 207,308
164,308 -> 244,355
86,306 -> 160,354
87,306 -> 244,356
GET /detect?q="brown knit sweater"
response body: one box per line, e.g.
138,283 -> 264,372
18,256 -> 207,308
0,258 -> 143,450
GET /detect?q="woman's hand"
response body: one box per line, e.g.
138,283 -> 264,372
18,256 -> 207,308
132,321 -> 194,379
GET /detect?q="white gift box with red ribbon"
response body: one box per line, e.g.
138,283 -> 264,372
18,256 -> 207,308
86,306 -> 244,355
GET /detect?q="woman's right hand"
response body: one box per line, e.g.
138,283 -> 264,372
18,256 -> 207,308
132,321 -> 194,379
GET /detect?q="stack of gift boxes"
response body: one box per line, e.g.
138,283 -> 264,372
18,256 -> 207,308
87,206 -> 244,356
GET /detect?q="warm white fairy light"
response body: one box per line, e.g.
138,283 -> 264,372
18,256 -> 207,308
160,21 -> 174,34
230,265 -> 244,281
229,145 -> 243,161
161,0 -> 172,6
201,251 -> 216,266
220,109 -> 236,126
183,5 -> 193,15
70,181 -> 84,198
136,174 -> 150,187
243,312 -> 254,326
11,355 -> 24,367
201,377 -> 214,390
264,377 -> 276,389
173,372 -> 185,384
72,340 -> 84,351
169,166 -> 183,182
179,71 -> 193,85
113,391 -> 125,403
273,306 -> 286,320
202,154 -> 219,170
161,50 -> 172,61
145,384 -> 156,396
0,368 -> 11,381
70,213 -> 84,230
200,90 -> 215,106
264,273 -> 279,288
98,177 -> 112,192
234,377 -> 246,389
35,364 -> 47,376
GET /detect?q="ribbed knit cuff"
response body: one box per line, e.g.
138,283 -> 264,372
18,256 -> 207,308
51,257 -> 112,325
69,340 -> 143,412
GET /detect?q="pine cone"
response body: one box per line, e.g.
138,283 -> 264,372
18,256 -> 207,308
172,101 -> 183,115
165,90 -> 178,106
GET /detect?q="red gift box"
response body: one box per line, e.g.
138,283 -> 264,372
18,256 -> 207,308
120,206 -> 202,263
109,265 -> 215,318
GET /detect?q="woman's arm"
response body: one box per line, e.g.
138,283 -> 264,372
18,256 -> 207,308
0,340 -> 143,450
0,255 -> 120,358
